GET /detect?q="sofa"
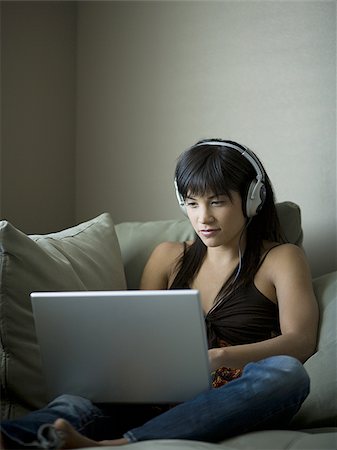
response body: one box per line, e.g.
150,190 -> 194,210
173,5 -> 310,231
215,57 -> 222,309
0,201 -> 336,449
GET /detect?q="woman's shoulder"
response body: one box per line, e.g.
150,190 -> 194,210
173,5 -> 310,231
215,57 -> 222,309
152,240 -> 194,256
262,242 -> 305,259
261,242 -> 310,276
141,240 -> 193,289
145,240 -> 191,273
255,242 -> 312,302
152,240 -> 185,255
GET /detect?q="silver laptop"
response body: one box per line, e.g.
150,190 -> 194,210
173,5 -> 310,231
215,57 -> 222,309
31,290 -> 211,404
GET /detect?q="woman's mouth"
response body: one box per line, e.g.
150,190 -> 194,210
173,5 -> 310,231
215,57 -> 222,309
199,229 -> 220,238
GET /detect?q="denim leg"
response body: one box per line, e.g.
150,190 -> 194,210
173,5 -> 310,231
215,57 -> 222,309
1,395 -> 104,449
125,356 -> 310,443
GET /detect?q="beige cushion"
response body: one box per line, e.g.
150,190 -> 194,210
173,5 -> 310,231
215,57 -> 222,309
0,213 -> 126,419
221,429 -> 337,450
115,201 -> 303,289
80,430 -> 337,449
291,271 -> 337,428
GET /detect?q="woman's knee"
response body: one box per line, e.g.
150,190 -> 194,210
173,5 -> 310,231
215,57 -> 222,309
48,394 -> 91,407
265,355 -> 309,382
47,394 -> 98,416
245,356 -> 310,396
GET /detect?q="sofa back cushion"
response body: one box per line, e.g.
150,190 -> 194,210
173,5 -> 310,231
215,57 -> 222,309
291,271 -> 337,428
0,214 -> 126,420
116,201 -> 303,289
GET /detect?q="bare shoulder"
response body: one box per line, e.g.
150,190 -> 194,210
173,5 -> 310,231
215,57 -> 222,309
140,241 -> 188,289
265,243 -> 310,270
150,241 -> 186,260
262,243 -> 313,290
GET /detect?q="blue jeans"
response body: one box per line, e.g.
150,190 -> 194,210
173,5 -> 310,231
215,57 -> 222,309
1,356 -> 310,449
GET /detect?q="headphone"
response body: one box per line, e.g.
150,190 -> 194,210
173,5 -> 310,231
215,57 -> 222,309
174,140 -> 267,218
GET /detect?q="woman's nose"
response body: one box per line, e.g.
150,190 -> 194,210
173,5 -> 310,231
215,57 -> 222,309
198,206 -> 214,223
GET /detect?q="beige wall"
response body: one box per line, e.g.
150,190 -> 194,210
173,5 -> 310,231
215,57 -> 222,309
1,1 -> 336,277
1,1 -> 76,233
76,1 -> 336,277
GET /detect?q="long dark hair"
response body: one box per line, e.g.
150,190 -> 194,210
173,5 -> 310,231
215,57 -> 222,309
171,139 -> 286,299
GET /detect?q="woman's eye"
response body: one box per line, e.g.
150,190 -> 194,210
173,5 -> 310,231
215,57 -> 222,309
211,200 -> 224,206
186,201 -> 198,208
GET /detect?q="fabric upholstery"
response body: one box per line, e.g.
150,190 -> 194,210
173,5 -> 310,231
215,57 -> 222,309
291,271 -> 337,428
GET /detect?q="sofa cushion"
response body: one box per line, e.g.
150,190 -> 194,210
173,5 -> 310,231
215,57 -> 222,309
276,201 -> 303,246
115,202 -> 303,289
220,429 -> 337,450
291,271 -> 337,428
80,429 -> 337,449
0,213 -> 126,420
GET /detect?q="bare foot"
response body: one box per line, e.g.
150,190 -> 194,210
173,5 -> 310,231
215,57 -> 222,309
54,419 -> 128,448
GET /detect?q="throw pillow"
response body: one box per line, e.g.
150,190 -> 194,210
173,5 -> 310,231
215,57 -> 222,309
0,213 -> 126,420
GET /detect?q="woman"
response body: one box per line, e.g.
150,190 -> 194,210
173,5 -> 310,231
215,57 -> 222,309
1,139 -> 318,449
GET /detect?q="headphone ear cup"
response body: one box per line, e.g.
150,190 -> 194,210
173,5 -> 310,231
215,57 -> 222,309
174,179 -> 188,216
246,179 -> 266,218
179,203 -> 187,216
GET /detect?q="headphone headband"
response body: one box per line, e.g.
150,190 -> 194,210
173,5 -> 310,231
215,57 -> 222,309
193,140 -> 265,183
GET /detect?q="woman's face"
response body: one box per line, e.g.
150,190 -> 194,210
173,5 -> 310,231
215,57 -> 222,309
184,190 -> 247,249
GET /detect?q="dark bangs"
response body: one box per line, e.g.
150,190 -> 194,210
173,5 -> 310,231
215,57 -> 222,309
175,144 -> 251,201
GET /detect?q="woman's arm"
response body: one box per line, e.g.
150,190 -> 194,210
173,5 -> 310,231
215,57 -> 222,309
209,244 -> 319,371
140,241 -> 185,290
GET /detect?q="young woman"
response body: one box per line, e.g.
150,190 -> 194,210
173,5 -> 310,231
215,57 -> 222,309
0,139 -> 318,449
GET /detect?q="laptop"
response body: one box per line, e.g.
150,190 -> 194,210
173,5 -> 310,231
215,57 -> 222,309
31,290 -> 211,404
